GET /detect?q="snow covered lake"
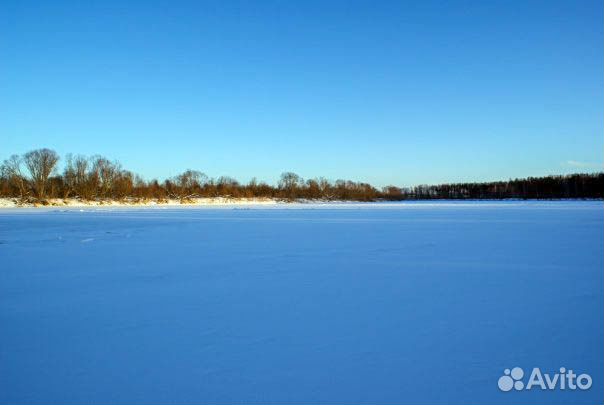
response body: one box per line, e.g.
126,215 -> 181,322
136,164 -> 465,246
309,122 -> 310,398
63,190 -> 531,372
1,201 -> 602,404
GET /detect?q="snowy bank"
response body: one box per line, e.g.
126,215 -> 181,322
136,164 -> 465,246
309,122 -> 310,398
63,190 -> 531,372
0,197 -> 281,208
1,197 -> 601,210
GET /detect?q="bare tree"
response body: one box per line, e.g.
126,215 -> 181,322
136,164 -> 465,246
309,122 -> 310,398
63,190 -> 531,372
1,155 -> 28,198
279,172 -> 303,199
23,148 -> 59,198
216,176 -> 240,197
176,170 -> 207,197
63,154 -> 91,198
90,156 -> 120,197
113,170 -> 134,198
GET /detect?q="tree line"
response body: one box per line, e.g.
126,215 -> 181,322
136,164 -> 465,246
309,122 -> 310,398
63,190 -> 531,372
382,174 -> 604,200
1,148 -> 602,201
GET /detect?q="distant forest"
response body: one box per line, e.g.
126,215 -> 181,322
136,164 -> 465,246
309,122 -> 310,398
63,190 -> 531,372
1,149 -> 602,201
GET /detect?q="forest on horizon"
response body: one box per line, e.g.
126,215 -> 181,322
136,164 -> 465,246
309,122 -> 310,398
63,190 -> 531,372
1,148 -> 602,201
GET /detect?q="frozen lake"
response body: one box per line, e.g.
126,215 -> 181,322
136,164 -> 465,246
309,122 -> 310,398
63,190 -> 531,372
0,201 -> 602,404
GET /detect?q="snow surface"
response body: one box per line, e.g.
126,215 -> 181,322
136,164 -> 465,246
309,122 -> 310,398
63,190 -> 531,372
0,201 -> 602,404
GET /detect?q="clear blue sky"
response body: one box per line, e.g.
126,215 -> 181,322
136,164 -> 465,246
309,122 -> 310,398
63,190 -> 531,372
1,0 -> 602,187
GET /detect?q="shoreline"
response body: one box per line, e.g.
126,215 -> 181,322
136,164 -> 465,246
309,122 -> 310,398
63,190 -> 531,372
0,197 -> 601,210
0,197 -> 283,209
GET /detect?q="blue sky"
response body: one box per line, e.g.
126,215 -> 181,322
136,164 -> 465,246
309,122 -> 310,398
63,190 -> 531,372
1,0 -> 602,187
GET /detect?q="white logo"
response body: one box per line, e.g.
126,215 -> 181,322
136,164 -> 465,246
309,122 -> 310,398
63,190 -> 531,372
498,367 -> 525,391
498,367 -> 592,392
